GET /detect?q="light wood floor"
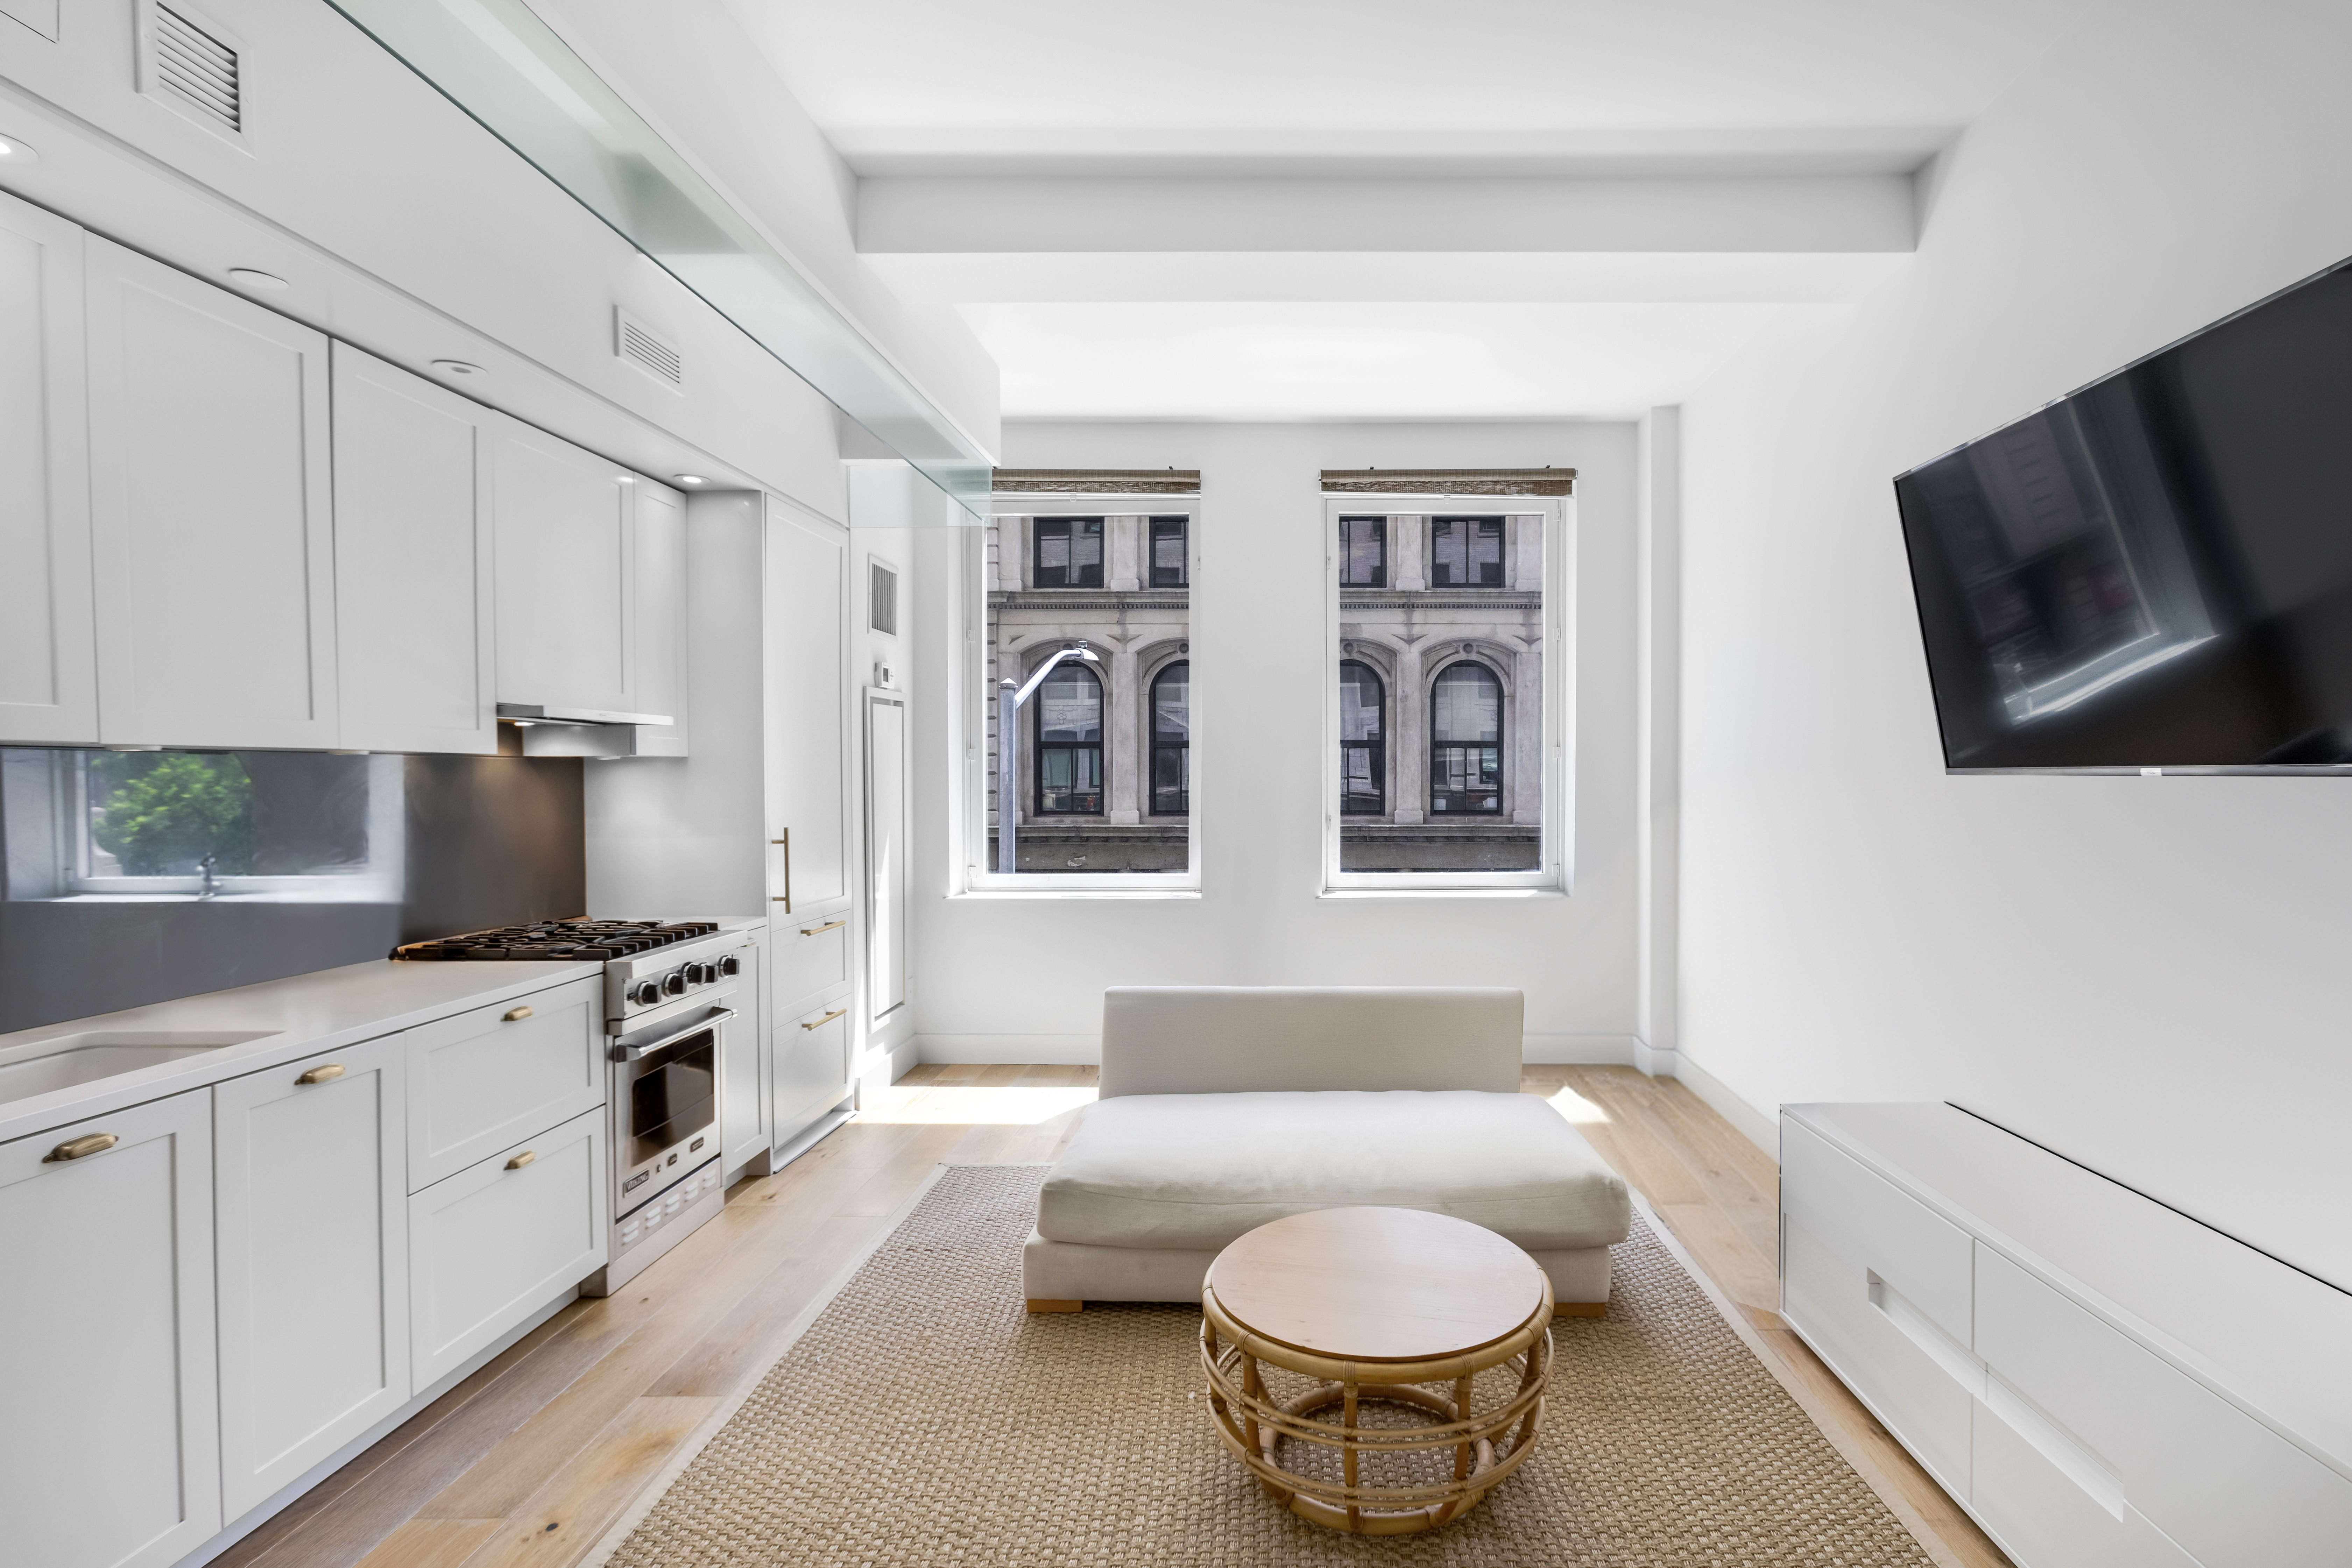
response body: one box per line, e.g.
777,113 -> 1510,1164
218,1062 -> 2009,1568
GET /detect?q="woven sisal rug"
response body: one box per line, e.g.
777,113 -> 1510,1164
594,1164 -> 1934,1567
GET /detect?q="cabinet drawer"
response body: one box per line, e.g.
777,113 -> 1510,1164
1781,1119 -> 1973,1347
774,911 -> 849,1014
409,1107 -> 605,1389
1977,1246 -> 2352,1568
405,976 -> 602,1191
1971,1404 -> 2199,1568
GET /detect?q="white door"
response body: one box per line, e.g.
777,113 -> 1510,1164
493,418 -> 635,715
0,190 -> 97,745
213,1034 -> 411,1519
0,1090 -> 220,1568
764,497 -> 850,913
86,235 -> 338,749
632,478 -> 689,753
865,688 -> 910,1020
332,345 -> 498,753
720,935 -> 769,1174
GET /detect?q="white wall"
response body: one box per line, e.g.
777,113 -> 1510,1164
1678,0 -> 2352,1289
907,420 -> 1643,1062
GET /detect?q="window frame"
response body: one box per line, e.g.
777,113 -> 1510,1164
1338,515 -> 1388,587
1149,516 -> 1188,588
1031,660 -> 1106,816
1149,658 -> 1190,815
1322,493 -> 1572,896
1032,516 -> 1106,588
958,495 -> 1204,896
1337,658 -> 1387,815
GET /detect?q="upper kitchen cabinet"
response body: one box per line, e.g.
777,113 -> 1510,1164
493,418 -> 639,718
0,192 -> 98,746
332,346 -> 499,754
631,478 -> 690,757
85,236 -> 339,750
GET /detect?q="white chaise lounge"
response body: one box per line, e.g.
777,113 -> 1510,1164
1022,986 -> 1632,1313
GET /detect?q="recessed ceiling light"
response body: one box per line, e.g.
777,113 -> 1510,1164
226,268 -> 288,291
0,135 -> 38,164
432,359 -> 486,378
673,474 -> 707,485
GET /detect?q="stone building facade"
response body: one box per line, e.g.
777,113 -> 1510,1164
983,506 -> 1542,874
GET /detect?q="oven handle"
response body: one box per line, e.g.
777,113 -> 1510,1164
608,1007 -> 737,1063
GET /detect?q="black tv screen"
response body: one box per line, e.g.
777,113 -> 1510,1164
1895,260 -> 2352,772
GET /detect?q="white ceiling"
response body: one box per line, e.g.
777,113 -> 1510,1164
720,0 -> 2097,423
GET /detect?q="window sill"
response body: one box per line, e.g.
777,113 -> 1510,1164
952,884 -> 1202,901
1318,885 -> 1567,901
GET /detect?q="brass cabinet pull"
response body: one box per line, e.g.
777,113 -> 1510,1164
799,919 -> 846,936
503,1005 -> 535,1022
43,1133 -> 118,1163
801,1007 -> 848,1031
770,830 -> 791,913
296,1063 -> 345,1086
506,1150 -> 536,1170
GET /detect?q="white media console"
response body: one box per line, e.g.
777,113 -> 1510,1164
1779,1103 -> 2352,1568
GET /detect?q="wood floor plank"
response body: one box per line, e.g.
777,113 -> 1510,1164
640,1216 -> 889,1398
1657,1201 -> 1782,1314
452,1398 -> 716,1568
349,1520 -> 502,1568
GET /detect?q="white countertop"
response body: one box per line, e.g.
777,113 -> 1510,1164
0,959 -> 604,1147
1786,1102 -> 2352,1482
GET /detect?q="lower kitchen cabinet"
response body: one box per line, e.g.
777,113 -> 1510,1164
720,933 -> 769,1175
405,975 -> 603,1191
410,1106 -> 607,1388
213,1034 -> 410,1520
775,995 -> 852,1149
1,1089 -> 220,1568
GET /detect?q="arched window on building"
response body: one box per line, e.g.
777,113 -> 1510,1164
1034,663 -> 1103,814
1430,661 -> 1502,814
1339,660 -> 1386,815
1150,661 -> 1189,814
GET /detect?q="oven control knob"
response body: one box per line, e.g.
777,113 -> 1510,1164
661,970 -> 688,997
718,955 -> 741,977
629,980 -> 662,1007
684,962 -> 711,985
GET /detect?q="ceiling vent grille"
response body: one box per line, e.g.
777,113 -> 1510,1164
147,3 -> 241,133
616,308 -> 684,391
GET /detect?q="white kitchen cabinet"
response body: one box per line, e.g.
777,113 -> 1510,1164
410,1106 -> 606,1388
632,477 -> 690,755
720,932 -> 769,1176
403,975 -> 603,1192
1,1089 -> 220,1568
776,996 -> 851,1148
774,911 -> 850,1019
766,496 -> 852,913
493,418 -> 637,716
213,1033 -> 410,1519
0,189 -> 98,745
332,345 -> 499,754
85,235 -> 338,749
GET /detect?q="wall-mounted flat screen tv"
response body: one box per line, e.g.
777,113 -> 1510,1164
1895,259 -> 2352,772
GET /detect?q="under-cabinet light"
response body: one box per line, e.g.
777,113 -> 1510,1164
227,268 -> 288,291
673,474 -> 707,485
431,359 -> 485,378
0,135 -> 37,163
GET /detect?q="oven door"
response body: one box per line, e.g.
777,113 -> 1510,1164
610,994 -> 733,1212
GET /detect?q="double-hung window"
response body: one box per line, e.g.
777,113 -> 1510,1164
1323,488 -> 1570,893
1034,517 -> 1104,587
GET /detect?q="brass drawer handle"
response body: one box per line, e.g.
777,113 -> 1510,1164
800,919 -> 846,936
44,1133 -> 118,1163
504,1005 -> 535,1022
296,1063 -> 345,1085
506,1150 -> 536,1170
801,1007 -> 848,1031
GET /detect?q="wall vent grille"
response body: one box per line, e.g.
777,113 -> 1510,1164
616,308 -> 683,390
150,3 -> 242,134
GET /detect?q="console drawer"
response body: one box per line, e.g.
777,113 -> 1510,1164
1782,1120 -> 1973,1346
405,975 -> 602,1191
409,1106 -> 605,1388
1977,1245 -> 2352,1568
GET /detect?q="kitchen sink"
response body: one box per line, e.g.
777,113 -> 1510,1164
0,1031 -> 280,1106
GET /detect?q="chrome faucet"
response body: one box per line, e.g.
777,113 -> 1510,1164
198,852 -> 219,901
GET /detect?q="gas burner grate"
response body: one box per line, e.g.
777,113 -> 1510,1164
390,918 -> 723,961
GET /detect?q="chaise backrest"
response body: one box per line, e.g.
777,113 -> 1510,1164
1097,986 -> 1523,1098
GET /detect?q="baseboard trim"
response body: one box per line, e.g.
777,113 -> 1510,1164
919,1032 -> 1649,1067
1521,1033 -> 1644,1065
1672,1050 -> 1777,1156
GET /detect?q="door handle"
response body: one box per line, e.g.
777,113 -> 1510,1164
43,1133 -> 119,1163
506,1150 -> 536,1170
296,1063 -> 345,1085
608,1006 -> 737,1062
503,1005 -> 535,1022
770,830 -> 791,913
799,919 -> 846,936
801,1007 -> 848,1030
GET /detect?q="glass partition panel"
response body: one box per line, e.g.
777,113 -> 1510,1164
324,0 -> 992,520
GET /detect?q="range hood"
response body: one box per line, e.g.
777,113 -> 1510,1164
497,702 -> 675,729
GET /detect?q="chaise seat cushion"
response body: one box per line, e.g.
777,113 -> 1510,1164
1037,1090 -> 1631,1255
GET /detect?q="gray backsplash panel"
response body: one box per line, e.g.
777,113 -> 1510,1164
0,750 -> 585,1035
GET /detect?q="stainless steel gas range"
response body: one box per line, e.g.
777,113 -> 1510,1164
391,916 -> 761,1294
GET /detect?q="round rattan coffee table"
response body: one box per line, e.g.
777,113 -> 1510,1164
1199,1206 -> 1555,1534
